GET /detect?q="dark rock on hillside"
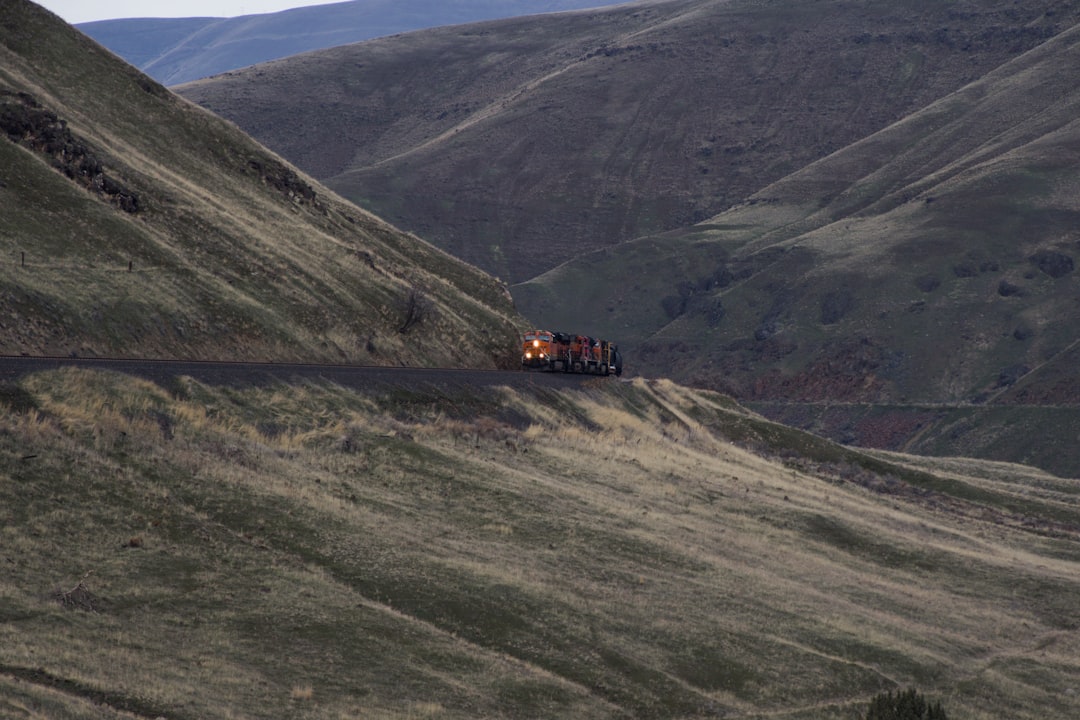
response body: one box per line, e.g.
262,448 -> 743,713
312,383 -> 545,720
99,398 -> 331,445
0,90 -> 139,212
247,157 -> 321,209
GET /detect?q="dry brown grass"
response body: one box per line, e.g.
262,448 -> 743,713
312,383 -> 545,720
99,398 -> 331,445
1,368 -> 1078,719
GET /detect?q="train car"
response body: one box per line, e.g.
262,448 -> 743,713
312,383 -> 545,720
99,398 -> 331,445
522,329 -> 622,376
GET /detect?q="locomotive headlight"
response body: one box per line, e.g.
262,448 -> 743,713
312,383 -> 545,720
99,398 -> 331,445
525,351 -> 533,359
533,339 -> 540,347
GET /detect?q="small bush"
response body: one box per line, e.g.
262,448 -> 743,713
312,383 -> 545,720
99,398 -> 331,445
997,279 -> 1023,297
952,260 -> 978,278
398,288 -> 434,333
820,289 -> 855,324
866,688 -> 947,720
1029,250 -> 1074,278
913,274 -> 940,293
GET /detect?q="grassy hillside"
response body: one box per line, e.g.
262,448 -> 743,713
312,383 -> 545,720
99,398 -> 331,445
2,367 -> 1079,719
747,401 -> 1080,481
176,0 -> 1080,284
8,5 -> 1078,718
512,17 -> 1080,471
166,0 -> 1080,470
514,19 -> 1080,409
1,0 -> 521,366
78,0 -> 629,86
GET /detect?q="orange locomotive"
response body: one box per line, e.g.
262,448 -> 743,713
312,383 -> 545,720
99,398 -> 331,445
522,330 -> 623,376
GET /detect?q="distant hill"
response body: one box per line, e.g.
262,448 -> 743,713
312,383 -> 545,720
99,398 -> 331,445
175,0 -> 1080,474
518,17 -> 1080,404
2,0 -> 522,366
511,18 -> 1080,474
177,0 -> 1080,284
76,0 -> 631,85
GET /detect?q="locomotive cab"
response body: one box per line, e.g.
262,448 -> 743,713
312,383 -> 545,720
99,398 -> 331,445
522,330 -> 555,369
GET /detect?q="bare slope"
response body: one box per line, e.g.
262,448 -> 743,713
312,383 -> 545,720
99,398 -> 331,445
176,0 -> 1080,283
3,368 -> 1079,719
77,0 -> 630,85
1,0 -> 521,366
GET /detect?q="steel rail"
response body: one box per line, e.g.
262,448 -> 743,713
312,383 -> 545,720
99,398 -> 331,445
0,355 -> 599,391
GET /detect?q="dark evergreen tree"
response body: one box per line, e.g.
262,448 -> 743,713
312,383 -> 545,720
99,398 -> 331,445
866,688 -> 948,720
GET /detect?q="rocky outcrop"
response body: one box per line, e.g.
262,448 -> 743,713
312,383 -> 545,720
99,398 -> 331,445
0,90 -> 139,212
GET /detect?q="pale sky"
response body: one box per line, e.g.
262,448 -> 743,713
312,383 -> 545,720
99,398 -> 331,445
36,0 -> 342,24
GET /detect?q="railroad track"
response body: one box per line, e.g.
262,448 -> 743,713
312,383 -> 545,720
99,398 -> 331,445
0,355 -> 601,392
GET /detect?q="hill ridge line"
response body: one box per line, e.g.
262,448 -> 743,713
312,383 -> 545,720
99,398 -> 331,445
357,54 -> 594,174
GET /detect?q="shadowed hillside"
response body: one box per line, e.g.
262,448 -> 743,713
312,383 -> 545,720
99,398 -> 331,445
1,0 -> 522,366
519,18 -> 1080,402
77,0 -> 629,85
177,0 -> 1080,284
514,18 -> 1080,474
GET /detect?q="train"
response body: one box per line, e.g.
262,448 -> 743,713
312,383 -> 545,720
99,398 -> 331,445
521,330 -> 622,376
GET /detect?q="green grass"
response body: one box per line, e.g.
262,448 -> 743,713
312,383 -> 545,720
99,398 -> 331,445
1,2 -> 524,364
